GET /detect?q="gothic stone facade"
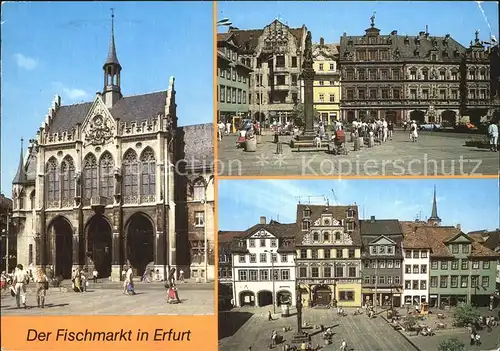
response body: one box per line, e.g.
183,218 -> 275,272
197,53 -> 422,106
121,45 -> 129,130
11,25 -> 214,281
227,20 -> 307,125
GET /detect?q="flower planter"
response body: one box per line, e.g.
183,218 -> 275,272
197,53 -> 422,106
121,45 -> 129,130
245,138 -> 257,152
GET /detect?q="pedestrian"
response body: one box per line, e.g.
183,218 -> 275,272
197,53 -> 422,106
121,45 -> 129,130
339,339 -> 347,351
179,269 -> 184,281
13,264 -> 28,309
382,118 -> 388,142
410,120 -> 418,142
92,269 -> 98,284
34,267 -> 48,308
271,330 -> 277,347
226,121 -> 231,135
268,310 -> 273,321
217,120 -> 225,141
488,120 -> 498,152
168,267 -> 176,286
475,333 -> 481,346
388,121 -> 394,140
80,270 -> 87,292
123,265 -> 135,295
470,332 -> 475,346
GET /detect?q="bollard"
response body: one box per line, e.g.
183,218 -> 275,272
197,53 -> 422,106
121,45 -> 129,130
369,136 -> 375,148
357,137 -> 364,150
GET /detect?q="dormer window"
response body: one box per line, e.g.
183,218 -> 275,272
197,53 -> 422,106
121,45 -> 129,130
347,209 -> 354,218
387,246 -> 394,255
462,244 -> 469,254
379,246 -> 386,254
347,222 -> 354,231
303,209 -> 311,218
370,246 -> 376,255
238,241 -> 244,247
302,220 -> 310,231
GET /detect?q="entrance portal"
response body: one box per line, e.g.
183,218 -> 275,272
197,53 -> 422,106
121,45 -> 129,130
441,110 -> 457,126
126,213 -> 155,277
240,291 -> 255,306
276,290 -> 292,306
49,217 -> 73,279
410,110 -> 426,123
86,215 -> 112,278
257,290 -> 273,306
314,285 -> 332,306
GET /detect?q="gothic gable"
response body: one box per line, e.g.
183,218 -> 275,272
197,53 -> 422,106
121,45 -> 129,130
81,95 -> 117,146
249,228 -> 276,239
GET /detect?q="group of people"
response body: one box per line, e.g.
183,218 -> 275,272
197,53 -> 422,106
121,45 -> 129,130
71,267 -> 88,292
3,264 -> 49,309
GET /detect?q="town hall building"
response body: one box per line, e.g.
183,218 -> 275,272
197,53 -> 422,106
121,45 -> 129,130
10,15 -> 214,282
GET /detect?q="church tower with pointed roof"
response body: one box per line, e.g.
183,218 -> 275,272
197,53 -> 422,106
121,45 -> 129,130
103,9 -> 122,108
427,186 -> 441,226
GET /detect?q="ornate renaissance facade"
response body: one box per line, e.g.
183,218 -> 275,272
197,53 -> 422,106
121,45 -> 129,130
227,20 -> 307,125
339,16 -> 496,124
11,17 -> 214,282
295,204 -> 362,308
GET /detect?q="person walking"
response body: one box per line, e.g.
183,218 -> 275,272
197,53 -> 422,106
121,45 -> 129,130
470,332 -> 476,346
123,265 -> 132,295
92,269 -> 98,284
487,120 -> 498,152
388,121 -> 394,140
410,120 -> 418,142
34,267 -> 48,308
339,339 -> 347,351
179,269 -> 184,281
382,118 -> 388,142
13,264 -> 29,309
475,333 -> 481,346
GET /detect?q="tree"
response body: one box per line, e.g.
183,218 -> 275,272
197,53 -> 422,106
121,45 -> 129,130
291,102 -> 319,126
453,303 -> 480,327
403,315 -> 418,331
438,338 -> 465,351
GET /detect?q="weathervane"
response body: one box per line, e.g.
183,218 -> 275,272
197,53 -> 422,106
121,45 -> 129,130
370,12 -> 376,27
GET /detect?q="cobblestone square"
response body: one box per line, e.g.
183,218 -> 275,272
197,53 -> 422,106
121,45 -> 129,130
219,306 -> 500,351
0,287 -> 214,316
218,130 -> 499,176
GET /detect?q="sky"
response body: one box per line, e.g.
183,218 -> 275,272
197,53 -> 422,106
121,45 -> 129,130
0,1 -> 213,196
218,179 -> 500,233
218,1 -> 499,46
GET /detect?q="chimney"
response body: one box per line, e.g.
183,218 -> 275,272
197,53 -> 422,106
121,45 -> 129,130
456,224 -> 461,230
370,215 -> 375,223
391,30 -> 397,35
260,216 -> 266,225
320,37 -> 325,46
425,25 -> 429,36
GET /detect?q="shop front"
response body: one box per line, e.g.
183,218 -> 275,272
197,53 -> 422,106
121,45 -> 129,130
362,288 -> 402,308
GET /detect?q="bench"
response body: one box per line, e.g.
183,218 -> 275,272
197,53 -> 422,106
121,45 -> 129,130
292,141 -> 329,152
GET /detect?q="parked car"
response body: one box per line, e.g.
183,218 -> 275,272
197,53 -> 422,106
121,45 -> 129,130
454,122 -> 478,132
419,123 -> 443,131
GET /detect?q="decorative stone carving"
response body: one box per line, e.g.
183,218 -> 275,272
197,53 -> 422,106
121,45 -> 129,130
84,115 -> 113,146
253,229 -> 271,238
301,232 -> 312,245
313,218 -> 321,226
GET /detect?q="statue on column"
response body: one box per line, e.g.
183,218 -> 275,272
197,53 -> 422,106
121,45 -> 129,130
74,171 -> 82,205
114,167 -> 122,203
303,31 -> 313,65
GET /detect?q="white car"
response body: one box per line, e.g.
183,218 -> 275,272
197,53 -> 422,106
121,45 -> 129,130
419,123 -> 443,131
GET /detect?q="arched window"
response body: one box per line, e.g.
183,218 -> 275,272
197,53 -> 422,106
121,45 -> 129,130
61,156 -> 75,207
19,190 -> 26,209
30,190 -> 35,210
46,158 -> 59,208
99,152 -> 114,204
123,149 -> 138,203
140,148 -> 156,202
83,154 -> 98,205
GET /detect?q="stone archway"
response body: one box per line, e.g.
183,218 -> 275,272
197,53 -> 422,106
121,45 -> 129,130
47,216 -> 73,279
410,110 -> 426,123
257,290 -> 273,307
441,110 -> 457,126
276,290 -> 292,306
85,215 -> 112,278
125,212 -> 155,277
239,290 -> 256,307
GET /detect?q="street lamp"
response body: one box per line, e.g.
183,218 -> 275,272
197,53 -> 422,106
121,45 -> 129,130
202,175 -> 214,283
264,249 -> 276,314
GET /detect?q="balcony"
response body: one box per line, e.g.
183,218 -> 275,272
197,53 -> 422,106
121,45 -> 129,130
274,84 -> 290,91
274,66 -> 289,73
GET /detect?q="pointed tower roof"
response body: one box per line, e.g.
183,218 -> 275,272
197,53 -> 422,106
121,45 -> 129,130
104,9 -> 121,68
429,186 -> 441,222
12,139 -> 26,185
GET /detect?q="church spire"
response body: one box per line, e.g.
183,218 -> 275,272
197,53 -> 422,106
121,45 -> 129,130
103,8 -> 122,108
12,139 -> 26,185
428,186 -> 441,226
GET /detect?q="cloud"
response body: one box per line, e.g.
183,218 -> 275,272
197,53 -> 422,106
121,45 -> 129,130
13,53 -> 38,70
52,82 -> 89,102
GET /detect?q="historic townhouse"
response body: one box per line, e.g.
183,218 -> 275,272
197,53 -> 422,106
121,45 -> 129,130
360,217 -> 404,308
11,16 -> 214,282
217,32 -> 252,125
339,16 -> 496,124
218,230 -> 244,308
295,204 -> 362,308
227,20 -> 307,125
416,225 -> 498,308
468,229 -> 500,293
0,194 -> 13,272
312,38 -> 341,126
232,218 -> 297,307
401,230 -> 431,306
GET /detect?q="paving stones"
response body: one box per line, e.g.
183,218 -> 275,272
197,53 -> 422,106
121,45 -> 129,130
0,288 -> 214,315
218,130 -> 499,176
